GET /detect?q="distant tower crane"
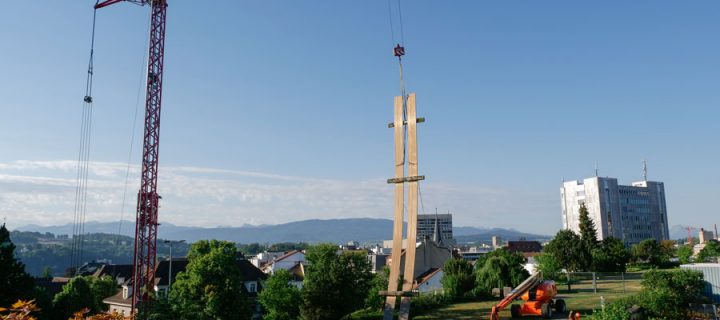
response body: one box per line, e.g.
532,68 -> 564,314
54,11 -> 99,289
94,0 -> 168,316
687,226 -> 697,245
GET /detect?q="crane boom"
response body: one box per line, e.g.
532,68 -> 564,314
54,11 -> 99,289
491,272 -> 543,316
94,0 -> 168,316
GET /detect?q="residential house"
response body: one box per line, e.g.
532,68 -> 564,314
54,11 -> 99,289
393,239 -> 452,280
287,262 -> 305,289
250,251 -> 285,269
506,240 -> 542,256
93,264 -> 134,286
456,245 -> 492,262
413,268 -> 444,294
152,258 -> 190,299
261,250 -> 305,274
369,253 -> 389,273
103,257 -> 267,316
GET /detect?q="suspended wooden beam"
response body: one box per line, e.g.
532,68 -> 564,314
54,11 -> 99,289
384,95 -> 406,320
398,93 -> 419,320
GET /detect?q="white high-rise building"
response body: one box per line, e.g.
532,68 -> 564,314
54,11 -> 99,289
560,176 -> 669,246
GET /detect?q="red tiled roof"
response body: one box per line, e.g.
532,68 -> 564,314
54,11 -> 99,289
273,250 -> 302,263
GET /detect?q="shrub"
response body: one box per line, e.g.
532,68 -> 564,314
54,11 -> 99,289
592,301 -> 631,320
408,293 -> 451,317
597,269 -> 706,320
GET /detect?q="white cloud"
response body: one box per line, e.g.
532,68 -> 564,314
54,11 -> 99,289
0,160 -> 558,234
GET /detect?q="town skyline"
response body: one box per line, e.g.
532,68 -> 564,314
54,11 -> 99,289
2,1 -> 719,234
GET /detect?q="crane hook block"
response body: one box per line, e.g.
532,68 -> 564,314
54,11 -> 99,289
393,44 -> 405,57
84,96 -> 93,103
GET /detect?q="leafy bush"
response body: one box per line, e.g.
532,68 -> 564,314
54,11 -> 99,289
364,268 -> 389,311
595,269 -> 705,320
441,259 -> 475,301
592,237 -> 630,272
697,240 -> 719,263
473,249 -> 529,297
342,309 -> 383,320
535,253 -> 562,280
408,293 -> 450,317
258,269 -> 301,320
592,301 -> 631,320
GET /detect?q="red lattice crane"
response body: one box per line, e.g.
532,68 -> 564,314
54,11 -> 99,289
94,0 -> 168,316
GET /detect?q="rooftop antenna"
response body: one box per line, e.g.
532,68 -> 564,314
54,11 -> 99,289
594,162 -> 599,177
642,159 -> 648,181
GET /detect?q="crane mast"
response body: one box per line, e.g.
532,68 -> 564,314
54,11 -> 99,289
94,0 -> 168,316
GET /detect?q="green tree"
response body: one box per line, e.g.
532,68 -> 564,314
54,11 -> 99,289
631,239 -> 667,266
578,204 -> 599,250
594,269 -> 705,320
543,229 -> 589,272
89,276 -> 118,312
51,277 -> 94,320
364,267 -> 389,311
145,298 -> 176,320
677,244 -> 693,264
40,266 -> 53,280
535,253 -> 562,280
258,269 -> 301,320
0,223 -> 34,307
697,240 -> 720,263
300,244 -> 373,320
440,258 -> 475,300
592,237 -> 630,272
473,249 -> 529,297
268,243 -> 308,253
660,240 -> 677,262
169,240 -> 251,320
577,204 -> 599,271
50,275 -> 117,320
638,269 -> 705,319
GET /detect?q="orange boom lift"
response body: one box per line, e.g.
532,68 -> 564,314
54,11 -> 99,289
489,272 -> 566,319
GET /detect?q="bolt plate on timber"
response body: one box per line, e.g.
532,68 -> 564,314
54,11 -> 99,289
387,117 -> 425,128
379,290 -> 419,297
387,175 -> 425,184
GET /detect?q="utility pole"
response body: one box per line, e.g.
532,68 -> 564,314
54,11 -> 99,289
164,240 -> 185,295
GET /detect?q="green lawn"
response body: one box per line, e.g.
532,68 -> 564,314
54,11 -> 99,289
414,274 -> 643,320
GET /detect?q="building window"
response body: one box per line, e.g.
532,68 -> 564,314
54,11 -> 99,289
249,283 -> 256,293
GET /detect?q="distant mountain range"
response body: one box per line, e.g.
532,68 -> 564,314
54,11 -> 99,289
670,225 -> 689,241
17,218 -> 550,245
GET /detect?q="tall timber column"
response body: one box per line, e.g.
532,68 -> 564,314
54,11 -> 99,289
383,93 -> 423,320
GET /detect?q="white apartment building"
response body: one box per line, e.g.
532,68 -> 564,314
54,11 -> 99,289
561,176 -> 669,246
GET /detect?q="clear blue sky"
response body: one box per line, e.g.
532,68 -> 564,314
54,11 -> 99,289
1,1 -> 718,235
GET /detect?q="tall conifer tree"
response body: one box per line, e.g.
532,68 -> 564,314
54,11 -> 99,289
578,204 -> 599,250
0,223 -> 34,306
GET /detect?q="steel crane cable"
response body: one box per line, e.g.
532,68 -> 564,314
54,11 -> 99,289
115,8 -> 152,253
70,3 -> 99,275
387,0 -> 413,220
